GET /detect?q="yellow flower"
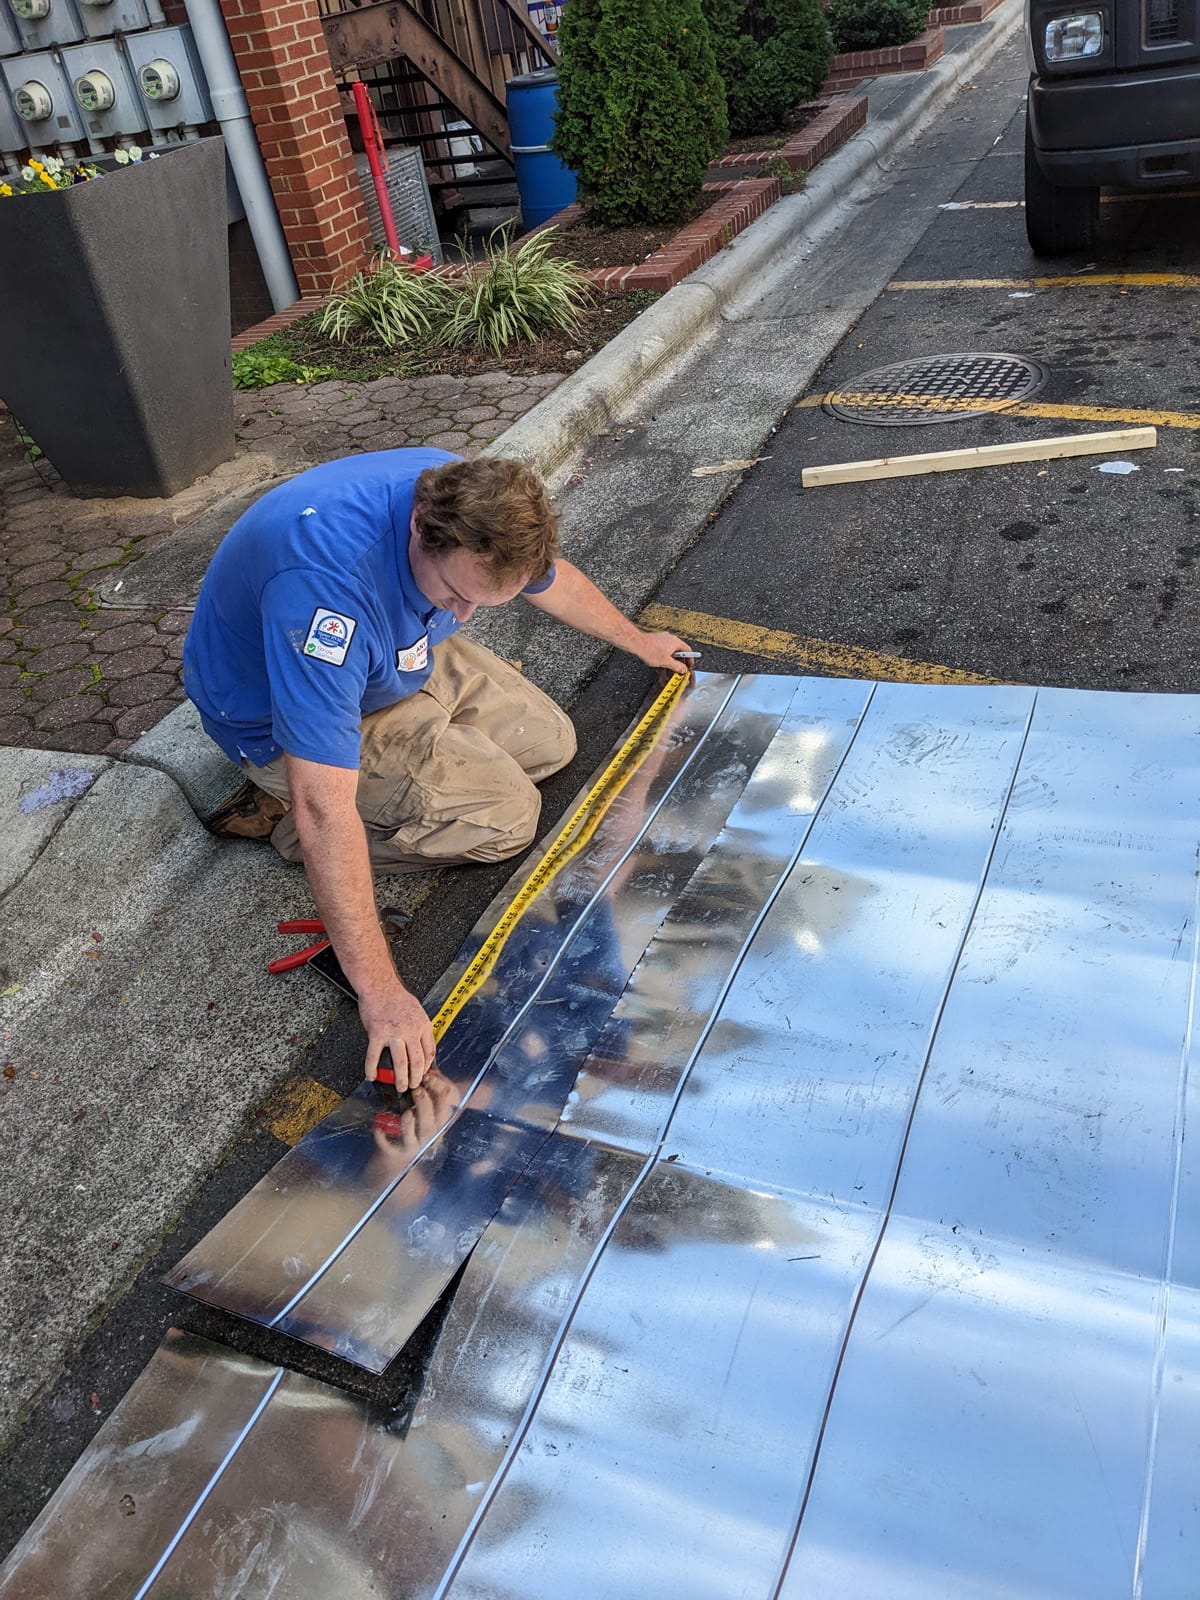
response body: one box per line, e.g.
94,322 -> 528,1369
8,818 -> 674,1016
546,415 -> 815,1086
30,158 -> 44,172
0,184 -> 11,197
39,171 -> 57,188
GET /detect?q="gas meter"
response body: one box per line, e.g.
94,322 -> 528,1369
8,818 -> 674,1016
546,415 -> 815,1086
124,26 -> 211,126
76,0 -> 156,41
137,57 -> 178,102
7,0 -> 86,49
13,77 -> 52,121
72,66 -> 113,112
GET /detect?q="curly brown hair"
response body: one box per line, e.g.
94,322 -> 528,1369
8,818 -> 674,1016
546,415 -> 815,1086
413,457 -> 560,583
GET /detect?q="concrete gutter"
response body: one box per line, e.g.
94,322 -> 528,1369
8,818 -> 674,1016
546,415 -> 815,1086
491,0 -> 1024,484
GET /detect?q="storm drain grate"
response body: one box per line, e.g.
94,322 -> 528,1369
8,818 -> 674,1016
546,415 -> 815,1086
823,352 -> 1048,426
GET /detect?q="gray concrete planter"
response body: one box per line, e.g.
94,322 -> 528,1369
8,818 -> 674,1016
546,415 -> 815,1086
0,136 -> 235,498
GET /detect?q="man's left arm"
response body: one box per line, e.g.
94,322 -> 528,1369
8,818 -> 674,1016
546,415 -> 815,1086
523,559 -> 691,670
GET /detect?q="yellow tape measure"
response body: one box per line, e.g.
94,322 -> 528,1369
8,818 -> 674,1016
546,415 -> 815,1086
431,670 -> 690,1041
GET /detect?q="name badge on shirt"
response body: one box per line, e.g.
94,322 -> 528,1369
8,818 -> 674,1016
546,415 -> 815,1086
396,635 -> 429,673
303,608 -> 357,666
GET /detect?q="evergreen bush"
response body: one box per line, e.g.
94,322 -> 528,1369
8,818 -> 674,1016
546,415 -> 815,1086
552,0 -> 728,227
826,0 -> 930,52
702,1 -> 834,139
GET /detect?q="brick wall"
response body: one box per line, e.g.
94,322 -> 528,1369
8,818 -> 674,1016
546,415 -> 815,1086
212,0 -> 371,297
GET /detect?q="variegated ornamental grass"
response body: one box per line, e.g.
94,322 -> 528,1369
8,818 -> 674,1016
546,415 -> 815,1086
316,229 -> 591,357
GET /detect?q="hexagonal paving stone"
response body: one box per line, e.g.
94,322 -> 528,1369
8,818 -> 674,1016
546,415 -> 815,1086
100,644 -> 169,681
106,671 -> 177,708
92,623 -> 161,654
33,693 -> 105,733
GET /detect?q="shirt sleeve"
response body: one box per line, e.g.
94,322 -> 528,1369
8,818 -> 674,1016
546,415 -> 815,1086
522,562 -> 557,596
260,571 -> 369,769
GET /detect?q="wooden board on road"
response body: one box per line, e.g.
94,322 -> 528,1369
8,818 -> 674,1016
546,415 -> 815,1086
801,426 -> 1158,487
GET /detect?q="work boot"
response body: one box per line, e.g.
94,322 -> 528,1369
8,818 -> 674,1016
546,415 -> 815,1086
206,780 -> 290,840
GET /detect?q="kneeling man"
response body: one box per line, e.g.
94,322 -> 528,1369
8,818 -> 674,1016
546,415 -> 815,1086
184,449 -> 688,1091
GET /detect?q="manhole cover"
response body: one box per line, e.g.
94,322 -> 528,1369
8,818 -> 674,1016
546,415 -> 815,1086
824,353 -> 1048,426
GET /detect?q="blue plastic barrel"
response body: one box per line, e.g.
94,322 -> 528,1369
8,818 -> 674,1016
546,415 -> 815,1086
506,67 -> 577,229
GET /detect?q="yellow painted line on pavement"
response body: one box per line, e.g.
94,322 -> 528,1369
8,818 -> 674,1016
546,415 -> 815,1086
887,273 -> 1200,290
640,604 -> 1002,686
261,1076 -> 343,1147
793,393 -> 1200,430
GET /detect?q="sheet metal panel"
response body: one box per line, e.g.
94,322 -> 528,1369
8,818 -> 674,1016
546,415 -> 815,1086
167,675 -> 803,1368
3,677 -> 1198,1600
0,1332 -> 282,1600
441,682 -> 1038,1596
774,688 -> 1200,1600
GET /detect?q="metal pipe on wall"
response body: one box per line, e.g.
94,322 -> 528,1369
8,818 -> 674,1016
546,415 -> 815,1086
182,0 -> 299,312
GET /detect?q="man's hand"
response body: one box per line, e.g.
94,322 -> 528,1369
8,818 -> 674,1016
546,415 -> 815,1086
360,974 -> 436,1091
523,561 -> 695,672
633,630 -> 694,672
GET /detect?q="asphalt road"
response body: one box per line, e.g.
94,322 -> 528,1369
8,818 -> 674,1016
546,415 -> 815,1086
653,101 -> 1200,693
6,40 -> 1200,1567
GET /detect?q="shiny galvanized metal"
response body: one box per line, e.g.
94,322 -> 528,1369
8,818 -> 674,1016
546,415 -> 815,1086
4,674 -> 1198,1600
166,673 -> 809,1367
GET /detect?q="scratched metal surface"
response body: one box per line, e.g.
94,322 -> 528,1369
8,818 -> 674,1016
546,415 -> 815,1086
4,675 -> 1198,1600
166,673 -> 806,1366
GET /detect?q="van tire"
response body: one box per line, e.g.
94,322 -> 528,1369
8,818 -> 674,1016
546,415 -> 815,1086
1024,113 -> 1099,255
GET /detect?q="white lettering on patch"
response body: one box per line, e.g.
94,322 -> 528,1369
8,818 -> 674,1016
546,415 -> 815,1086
303,608 -> 357,666
396,635 -> 429,674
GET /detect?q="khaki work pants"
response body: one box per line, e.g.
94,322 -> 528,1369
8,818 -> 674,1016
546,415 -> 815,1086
249,635 -> 576,870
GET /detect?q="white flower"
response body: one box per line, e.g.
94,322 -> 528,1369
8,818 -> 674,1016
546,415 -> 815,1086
129,146 -> 143,162
113,148 -> 129,165
45,155 -> 63,175
20,166 -> 34,182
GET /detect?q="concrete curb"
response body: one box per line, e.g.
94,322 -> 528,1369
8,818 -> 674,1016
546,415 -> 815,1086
490,0 -> 1023,485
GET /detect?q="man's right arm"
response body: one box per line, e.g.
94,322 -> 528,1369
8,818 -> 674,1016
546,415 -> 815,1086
283,753 -> 435,1090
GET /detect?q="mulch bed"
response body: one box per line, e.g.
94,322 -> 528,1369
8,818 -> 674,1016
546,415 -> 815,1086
722,103 -> 822,158
540,197 -> 710,271
270,295 -> 657,382
230,92 -> 867,376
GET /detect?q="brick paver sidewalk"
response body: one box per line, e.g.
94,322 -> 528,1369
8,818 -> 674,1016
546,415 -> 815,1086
0,369 -> 562,758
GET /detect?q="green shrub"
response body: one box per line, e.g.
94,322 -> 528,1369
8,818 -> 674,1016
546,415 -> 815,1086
317,254 -> 454,347
702,0 -> 833,138
439,227 -> 592,354
231,335 -> 333,389
827,0 -> 929,52
552,0 -> 728,227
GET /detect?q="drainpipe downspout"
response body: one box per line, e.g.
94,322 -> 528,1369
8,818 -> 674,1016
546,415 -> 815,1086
183,0 -> 300,312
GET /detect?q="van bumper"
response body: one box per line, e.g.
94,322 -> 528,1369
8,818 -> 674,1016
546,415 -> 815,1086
1029,63 -> 1200,187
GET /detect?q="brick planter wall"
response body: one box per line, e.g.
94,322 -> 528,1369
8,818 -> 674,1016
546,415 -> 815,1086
220,0 -> 371,297
823,24 -> 945,90
531,179 -> 781,294
710,94 -> 867,176
928,0 -> 1001,24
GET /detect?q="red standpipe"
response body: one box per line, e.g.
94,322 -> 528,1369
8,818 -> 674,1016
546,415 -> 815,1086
352,82 -> 433,271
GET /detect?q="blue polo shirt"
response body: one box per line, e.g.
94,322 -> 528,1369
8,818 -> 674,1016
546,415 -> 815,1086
183,449 -> 553,771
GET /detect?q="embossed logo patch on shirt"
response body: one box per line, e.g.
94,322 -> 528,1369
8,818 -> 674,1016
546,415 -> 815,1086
303,608 -> 357,666
396,635 -> 429,673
